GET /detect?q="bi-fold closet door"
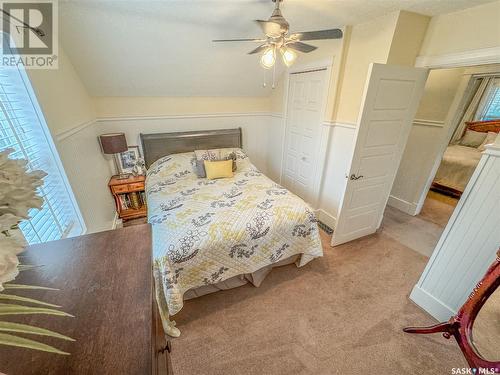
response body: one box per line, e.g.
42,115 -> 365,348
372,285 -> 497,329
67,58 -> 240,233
281,68 -> 327,206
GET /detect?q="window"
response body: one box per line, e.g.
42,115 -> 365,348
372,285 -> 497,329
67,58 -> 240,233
0,53 -> 85,244
477,77 -> 500,121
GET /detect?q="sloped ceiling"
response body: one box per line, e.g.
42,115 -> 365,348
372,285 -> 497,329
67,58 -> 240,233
59,0 -> 495,97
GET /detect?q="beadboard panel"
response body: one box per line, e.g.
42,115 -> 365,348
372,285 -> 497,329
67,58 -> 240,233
411,147 -> 500,321
318,124 -> 357,222
96,114 -> 274,177
55,121 -> 116,233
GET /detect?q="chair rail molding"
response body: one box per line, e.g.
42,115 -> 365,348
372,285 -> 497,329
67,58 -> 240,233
322,121 -> 357,129
55,119 -> 97,142
413,119 -> 445,128
415,46 -> 500,69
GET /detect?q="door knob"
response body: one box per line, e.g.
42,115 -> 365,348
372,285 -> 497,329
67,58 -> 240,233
350,174 -> 363,180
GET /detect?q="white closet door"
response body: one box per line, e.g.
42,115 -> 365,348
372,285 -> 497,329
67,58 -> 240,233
331,63 -> 428,246
282,69 -> 326,204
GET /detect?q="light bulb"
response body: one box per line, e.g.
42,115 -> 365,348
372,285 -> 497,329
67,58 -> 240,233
260,47 -> 276,69
280,46 -> 297,67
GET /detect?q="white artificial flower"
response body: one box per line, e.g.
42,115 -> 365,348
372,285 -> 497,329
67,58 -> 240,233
0,236 -> 21,291
0,148 -> 46,219
0,148 -> 46,290
0,212 -> 20,233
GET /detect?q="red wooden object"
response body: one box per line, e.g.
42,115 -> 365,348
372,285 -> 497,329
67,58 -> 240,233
404,249 -> 500,371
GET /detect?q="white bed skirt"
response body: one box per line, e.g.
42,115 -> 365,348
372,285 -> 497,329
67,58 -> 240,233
183,254 -> 300,300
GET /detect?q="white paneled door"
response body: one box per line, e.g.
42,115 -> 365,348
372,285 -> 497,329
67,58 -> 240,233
331,63 -> 428,246
282,69 -> 326,205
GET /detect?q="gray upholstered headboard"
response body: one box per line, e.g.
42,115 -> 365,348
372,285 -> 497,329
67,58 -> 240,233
140,128 -> 242,168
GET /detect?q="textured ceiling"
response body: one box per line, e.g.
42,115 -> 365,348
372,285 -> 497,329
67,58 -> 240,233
59,0 -> 496,97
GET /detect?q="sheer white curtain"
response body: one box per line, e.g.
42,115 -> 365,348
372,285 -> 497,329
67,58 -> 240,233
450,76 -> 496,143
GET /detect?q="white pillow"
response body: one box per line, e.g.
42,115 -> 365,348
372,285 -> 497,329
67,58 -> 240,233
478,132 -> 498,151
459,130 -> 487,148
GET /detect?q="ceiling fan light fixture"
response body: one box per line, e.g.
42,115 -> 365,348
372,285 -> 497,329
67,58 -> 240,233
260,46 -> 276,69
280,46 -> 297,67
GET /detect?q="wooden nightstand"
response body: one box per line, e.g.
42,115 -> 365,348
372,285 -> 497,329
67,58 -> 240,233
109,175 -> 147,221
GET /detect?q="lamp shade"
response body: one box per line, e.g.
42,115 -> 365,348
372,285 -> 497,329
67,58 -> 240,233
99,133 -> 127,154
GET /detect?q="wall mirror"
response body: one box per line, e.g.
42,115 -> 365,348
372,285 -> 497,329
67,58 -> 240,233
404,250 -> 499,372
471,286 -> 500,363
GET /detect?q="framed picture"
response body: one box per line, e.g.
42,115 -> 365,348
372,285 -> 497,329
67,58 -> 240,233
118,146 -> 141,174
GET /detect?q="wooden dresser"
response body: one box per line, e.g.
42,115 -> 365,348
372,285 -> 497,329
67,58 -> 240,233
0,224 -> 173,374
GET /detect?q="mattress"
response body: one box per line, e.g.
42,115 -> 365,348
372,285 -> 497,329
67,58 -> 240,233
434,145 -> 482,192
146,150 -> 323,318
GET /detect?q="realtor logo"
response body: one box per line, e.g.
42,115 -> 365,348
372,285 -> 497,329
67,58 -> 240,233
1,0 -> 58,68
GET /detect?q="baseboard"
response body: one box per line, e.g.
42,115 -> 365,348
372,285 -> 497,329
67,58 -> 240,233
111,212 -> 121,230
315,209 -> 336,230
387,195 -> 418,216
409,285 -> 456,322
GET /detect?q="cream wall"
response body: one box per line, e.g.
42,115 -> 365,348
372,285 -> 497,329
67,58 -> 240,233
419,1 -> 500,57
415,68 -> 465,121
333,12 -> 398,124
28,48 -> 96,134
28,47 -> 115,233
387,11 -> 430,66
93,96 -> 273,118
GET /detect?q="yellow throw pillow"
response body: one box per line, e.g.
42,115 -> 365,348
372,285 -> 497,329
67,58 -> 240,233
204,159 -> 234,180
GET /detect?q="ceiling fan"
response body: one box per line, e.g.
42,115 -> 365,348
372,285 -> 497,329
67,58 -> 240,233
213,0 -> 343,69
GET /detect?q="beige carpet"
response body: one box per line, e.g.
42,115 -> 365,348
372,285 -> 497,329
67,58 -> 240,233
419,191 -> 458,228
170,230 -> 467,374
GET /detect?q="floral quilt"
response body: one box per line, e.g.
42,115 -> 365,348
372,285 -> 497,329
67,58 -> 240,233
146,149 -> 323,317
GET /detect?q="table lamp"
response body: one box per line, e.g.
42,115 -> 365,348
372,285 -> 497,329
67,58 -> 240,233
99,133 -> 129,179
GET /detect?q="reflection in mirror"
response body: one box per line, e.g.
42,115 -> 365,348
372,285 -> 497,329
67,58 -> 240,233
472,286 -> 500,362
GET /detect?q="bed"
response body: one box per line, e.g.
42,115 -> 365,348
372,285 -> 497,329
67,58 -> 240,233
141,128 -> 323,337
432,120 -> 500,197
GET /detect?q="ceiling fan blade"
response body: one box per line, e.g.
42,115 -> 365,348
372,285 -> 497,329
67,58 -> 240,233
290,28 -> 343,41
248,44 -> 269,55
255,20 -> 281,37
286,41 -> 317,53
213,38 -> 266,42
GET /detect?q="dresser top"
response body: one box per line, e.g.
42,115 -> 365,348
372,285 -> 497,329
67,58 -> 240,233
0,224 -> 153,374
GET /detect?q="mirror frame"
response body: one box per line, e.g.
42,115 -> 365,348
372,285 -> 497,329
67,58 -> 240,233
404,249 -> 500,371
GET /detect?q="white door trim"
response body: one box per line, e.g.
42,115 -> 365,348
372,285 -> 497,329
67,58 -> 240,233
415,47 -> 500,69
413,73 -> 476,215
280,57 -> 334,208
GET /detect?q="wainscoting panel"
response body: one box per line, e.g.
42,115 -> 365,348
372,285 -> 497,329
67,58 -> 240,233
410,144 -> 500,321
317,123 -> 357,223
54,113 -> 285,233
97,114 -> 277,176
55,113 -> 360,234
55,121 -> 116,233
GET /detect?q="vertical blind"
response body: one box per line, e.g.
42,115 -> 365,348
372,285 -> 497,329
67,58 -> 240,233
0,56 -> 84,244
